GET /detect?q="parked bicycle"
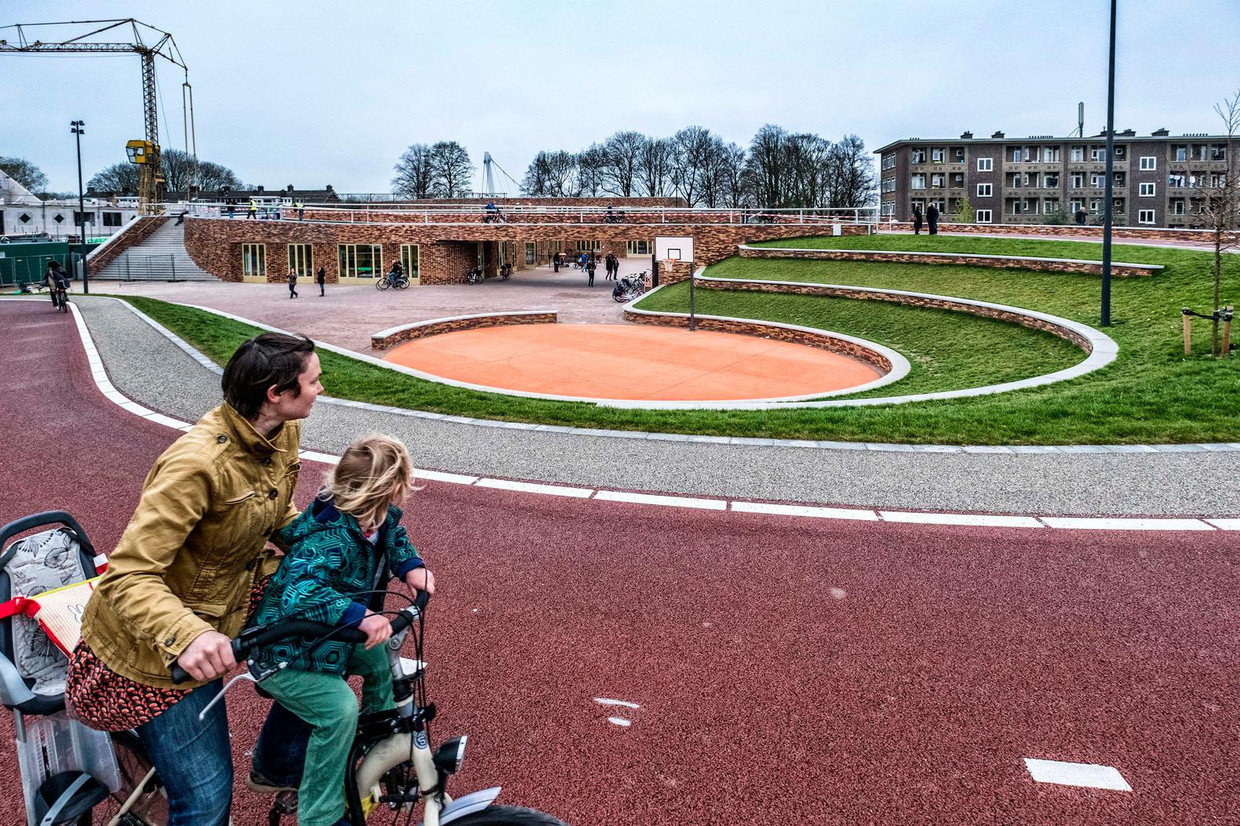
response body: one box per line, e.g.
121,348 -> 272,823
465,267 -> 485,285
499,262 -> 512,281
171,587 -> 566,826
611,271 -> 648,303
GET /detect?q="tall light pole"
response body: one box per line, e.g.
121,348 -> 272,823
1100,0 -> 1116,326
70,119 -> 89,294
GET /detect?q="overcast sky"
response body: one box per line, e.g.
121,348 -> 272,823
3,0 -> 1239,195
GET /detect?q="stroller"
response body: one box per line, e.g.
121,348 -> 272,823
0,511 -> 164,825
612,271 -> 648,303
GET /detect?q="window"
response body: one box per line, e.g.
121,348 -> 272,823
975,209 -> 992,223
910,148 -> 927,164
1008,200 -> 1022,215
911,174 -> 926,190
931,148 -> 944,163
951,173 -> 964,187
1210,144 -> 1227,161
1170,199 -> 1186,215
627,239 -> 652,255
1089,198 -> 1102,212
976,183 -> 992,197
73,211 -> 92,227
1168,172 -> 1187,188
1113,197 -> 1125,212
1044,172 -> 1059,188
882,154 -> 895,170
1113,172 -> 1125,187
525,242 -> 536,265
930,173 -> 945,188
1138,209 -> 1156,225
882,178 -> 896,192
1043,147 -> 1060,163
1090,173 -> 1105,188
881,202 -> 895,217
287,244 -> 312,277
1139,156 -> 1157,171
337,244 -> 382,278
103,212 -> 122,227
1114,146 -> 1126,160
1043,199 -> 1060,214
1070,199 -> 1084,213
1139,182 -> 1156,197
976,157 -> 993,172
952,147 -> 965,162
1070,146 -> 1085,162
242,244 -> 266,278
1011,148 -> 1022,162
401,244 -> 420,278
1070,173 -> 1084,188
577,240 -> 601,251
1173,144 -> 1187,161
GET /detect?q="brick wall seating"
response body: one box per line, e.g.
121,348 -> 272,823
738,244 -> 1162,278
882,221 -> 1238,246
371,310 -> 556,350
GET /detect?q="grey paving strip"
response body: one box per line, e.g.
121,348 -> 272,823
46,295 -> 1240,518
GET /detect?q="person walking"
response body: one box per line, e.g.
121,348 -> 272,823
553,251 -> 561,272
68,333 -> 323,826
912,205 -> 924,235
316,265 -> 326,297
296,200 -> 305,221
288,268 -> 299,298
586,256 -> 596,286
926,202 -> 939,235
606,252 -> 618,280
1075,205 -> 1088,226
248,199 -> 257,219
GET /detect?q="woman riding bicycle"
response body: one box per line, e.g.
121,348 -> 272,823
386,261 -> 404,287
66,333 -> 323,826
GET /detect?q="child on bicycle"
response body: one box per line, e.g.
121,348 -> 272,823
250,434 -> 436,826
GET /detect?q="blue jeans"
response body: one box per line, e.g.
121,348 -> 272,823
252,700 -> 312,786
135,679 -> 232,826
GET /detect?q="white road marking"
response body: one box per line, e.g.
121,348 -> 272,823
1206,519 -> 1240,530
607,717 -> 633,727
413,469 -> 478,485
730,501 -> 880,521
1023,758 -> 1132,791
1039,517 -> 1215,531
475,478 -> 593,497
880,511 -> 1043,528
299,450 -> 341,465
594,490 -> 728,510
594,698 -> 641,709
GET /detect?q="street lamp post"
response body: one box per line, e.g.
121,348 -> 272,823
1100,0 -> 1116,326
70,120 -> 89,294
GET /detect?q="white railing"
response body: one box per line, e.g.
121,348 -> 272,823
175,201 -> 879,227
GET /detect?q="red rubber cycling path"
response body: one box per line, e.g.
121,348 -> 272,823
383,324 -> 881,401
1,300 -> 1237,825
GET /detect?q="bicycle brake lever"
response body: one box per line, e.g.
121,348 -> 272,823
196,663 -> 284,722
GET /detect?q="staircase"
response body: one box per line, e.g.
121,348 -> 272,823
94,221 -> 217,282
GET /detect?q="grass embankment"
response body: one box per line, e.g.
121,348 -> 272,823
123,231 -> 1239,443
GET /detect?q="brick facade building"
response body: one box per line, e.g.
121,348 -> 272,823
877,130 -> 1240,228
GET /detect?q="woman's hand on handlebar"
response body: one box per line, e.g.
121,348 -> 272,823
360,611 -> 393,649
404,566 -> 435,594
176,630 -> 237,682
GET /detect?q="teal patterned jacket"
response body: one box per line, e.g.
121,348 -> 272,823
251,496 -> 424,675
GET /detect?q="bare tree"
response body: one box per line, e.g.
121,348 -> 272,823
429,141 -> 474,198
88,150 -> 241,195
521,151 -> 578,196
718,142 -> 748,208
637,136 -> 675,197
0,156 -> 49,194
1192,89 -> 1240,356
742,124 -> 789,207
827,134 -> 878,210
576,144 -> 608,197
601,131 -> 645,197
392,143 -> 435,199
670,126 -> 717,206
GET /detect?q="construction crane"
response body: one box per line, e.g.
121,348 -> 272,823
0,18 -> 194,214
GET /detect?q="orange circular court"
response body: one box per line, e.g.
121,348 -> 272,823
383,324 -> 883,402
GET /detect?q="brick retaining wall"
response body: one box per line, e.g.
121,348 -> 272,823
883,221 -> 1238,246
694,277 -> 1093,351
738,245 -> 1160,278
622,307 -> 894,374
88,216 -> 169,274
371,311 -> 557,350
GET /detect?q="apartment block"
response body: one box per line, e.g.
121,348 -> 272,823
876,129 -> 1239,228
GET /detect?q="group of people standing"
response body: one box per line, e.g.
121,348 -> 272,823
287,266 -> 327,298
551,251 -> 620,286
911,203 -> 940,235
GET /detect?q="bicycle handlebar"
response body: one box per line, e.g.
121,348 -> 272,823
170,590 -> 431,685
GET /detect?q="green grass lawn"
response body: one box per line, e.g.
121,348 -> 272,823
118,230 -> 1240,444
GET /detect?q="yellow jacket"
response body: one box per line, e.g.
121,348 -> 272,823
80,403 -> 302,688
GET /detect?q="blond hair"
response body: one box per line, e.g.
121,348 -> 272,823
321,434 -> 414,531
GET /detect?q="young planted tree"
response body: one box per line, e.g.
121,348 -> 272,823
952,194 -> 976,224
1192,89 -> 1240,356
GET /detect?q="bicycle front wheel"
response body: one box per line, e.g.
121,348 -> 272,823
376,278 -> 391,291
96,731 -> 169,825
448,805 -> 569,826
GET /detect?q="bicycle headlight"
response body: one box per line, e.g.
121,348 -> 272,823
432,736 -> 467,774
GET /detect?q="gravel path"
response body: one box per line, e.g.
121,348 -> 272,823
72,295 -> 1240,517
